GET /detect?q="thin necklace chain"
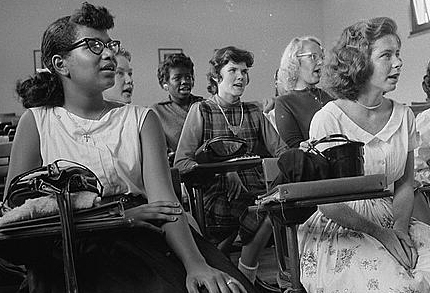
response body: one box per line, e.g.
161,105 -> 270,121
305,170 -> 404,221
355,98 -> 384,110
65,102 -> 108,142
213,100 -> 244,136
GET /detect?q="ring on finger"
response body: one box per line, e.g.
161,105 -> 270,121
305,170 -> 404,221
226,279 -> 234,286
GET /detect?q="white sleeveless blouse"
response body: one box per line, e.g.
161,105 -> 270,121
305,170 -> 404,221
30,105 -> 150,197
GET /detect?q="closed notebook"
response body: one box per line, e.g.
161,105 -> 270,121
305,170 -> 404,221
257,174 -> 387,206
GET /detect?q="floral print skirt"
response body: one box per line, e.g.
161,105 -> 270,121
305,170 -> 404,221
298,198 -> 430,293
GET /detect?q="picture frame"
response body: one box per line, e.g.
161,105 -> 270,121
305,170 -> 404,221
158,48 -> 183,64
33,49 -> 45,73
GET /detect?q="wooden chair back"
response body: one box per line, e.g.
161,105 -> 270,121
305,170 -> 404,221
262,158 -> 280,192
262,157 -> 293,289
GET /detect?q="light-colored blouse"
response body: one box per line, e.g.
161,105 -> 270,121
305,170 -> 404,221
30,105 -> 149,197
309,100 -> 417,187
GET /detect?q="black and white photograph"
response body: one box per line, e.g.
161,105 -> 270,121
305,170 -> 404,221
1,1 -> 430,293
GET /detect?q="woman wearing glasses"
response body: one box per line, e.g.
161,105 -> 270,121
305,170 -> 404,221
274,36 -> 333,148
8,3 -> 252,293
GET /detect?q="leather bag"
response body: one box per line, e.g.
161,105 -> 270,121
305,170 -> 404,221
2,159 -> 104,293
195,136 -> 248,164
307,134 -> 365,178
5,159 -> 102,209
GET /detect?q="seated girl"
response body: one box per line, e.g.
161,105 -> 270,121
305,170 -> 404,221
174,46 -> 288,286
5,3 -> 254,293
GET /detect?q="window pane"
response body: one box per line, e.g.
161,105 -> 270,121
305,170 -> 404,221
414,0 -> 430,24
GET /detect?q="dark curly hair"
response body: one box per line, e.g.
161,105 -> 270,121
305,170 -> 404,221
157,53 -> 195,88
423,61 -> 430,101
324,17 -> 400,101
16,2 -> 115,108
207,46 -> 254,95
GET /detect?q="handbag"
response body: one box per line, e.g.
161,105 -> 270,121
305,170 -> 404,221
307,134 -> 365,178
2,159 -> 104,293
4,159 -> 103,209
195,136 -> 248,164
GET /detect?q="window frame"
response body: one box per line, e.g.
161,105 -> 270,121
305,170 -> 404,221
410,0 -> 430,35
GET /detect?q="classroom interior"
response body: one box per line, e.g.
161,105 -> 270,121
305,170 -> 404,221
1,1 -> 430,292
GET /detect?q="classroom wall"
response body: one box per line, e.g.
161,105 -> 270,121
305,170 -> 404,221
0,0 -> 323,114
1,0 -> 429,115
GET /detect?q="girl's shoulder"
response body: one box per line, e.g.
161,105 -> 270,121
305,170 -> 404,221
109,103 -> 150,116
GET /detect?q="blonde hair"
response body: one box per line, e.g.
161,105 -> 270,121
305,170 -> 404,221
278,36 -> 322,91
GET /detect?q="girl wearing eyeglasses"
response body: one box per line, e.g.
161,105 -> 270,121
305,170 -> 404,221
7,3 -> 252,293
274,36 -> 333,148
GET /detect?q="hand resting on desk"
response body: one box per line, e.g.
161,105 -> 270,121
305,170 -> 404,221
124,201 -> 183,233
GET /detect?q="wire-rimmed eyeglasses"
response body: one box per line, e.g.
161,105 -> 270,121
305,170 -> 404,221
296,52 -> 325,62
66,38 -> 121,55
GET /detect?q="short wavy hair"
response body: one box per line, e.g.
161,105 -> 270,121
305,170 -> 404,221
157,53 -> 195,88
278,36 -> 323,91
324,17 -> 400,101
206,46 -> 254,94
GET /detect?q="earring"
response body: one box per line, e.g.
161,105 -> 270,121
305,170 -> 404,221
163,84 -> 169,90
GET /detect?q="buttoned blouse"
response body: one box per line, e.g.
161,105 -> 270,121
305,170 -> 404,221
30,105 -> 149,197
309,100 -> 417,187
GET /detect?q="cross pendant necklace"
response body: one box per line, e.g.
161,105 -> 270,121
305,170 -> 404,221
65,103 -> 108,142
83,133 -> 92,142
216,102 -> 244,136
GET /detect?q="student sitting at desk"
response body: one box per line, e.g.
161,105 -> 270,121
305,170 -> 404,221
174,46 -> 288,286
151,53 -> 203,166
298,17 -> 430,292
6,3 -> 253,292
275,36 -> 333,148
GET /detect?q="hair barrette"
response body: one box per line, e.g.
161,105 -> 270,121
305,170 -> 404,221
36,68 -> 52,74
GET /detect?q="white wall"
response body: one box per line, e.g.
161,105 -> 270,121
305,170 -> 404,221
2,0 -> 429,115
0,0 -> 323,114
322,0 -> 430,104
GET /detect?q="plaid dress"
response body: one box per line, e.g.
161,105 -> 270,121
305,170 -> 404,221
199,100 -> 276,244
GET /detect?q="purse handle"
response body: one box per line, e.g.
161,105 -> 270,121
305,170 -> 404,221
309,134 -> 354,147
307,134 -> 354,160
5,159 -> 104,203
202,136 -> 247,152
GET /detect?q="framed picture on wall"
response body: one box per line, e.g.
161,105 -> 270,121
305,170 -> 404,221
158,48 -> 183,64
33,49 -> 45,73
